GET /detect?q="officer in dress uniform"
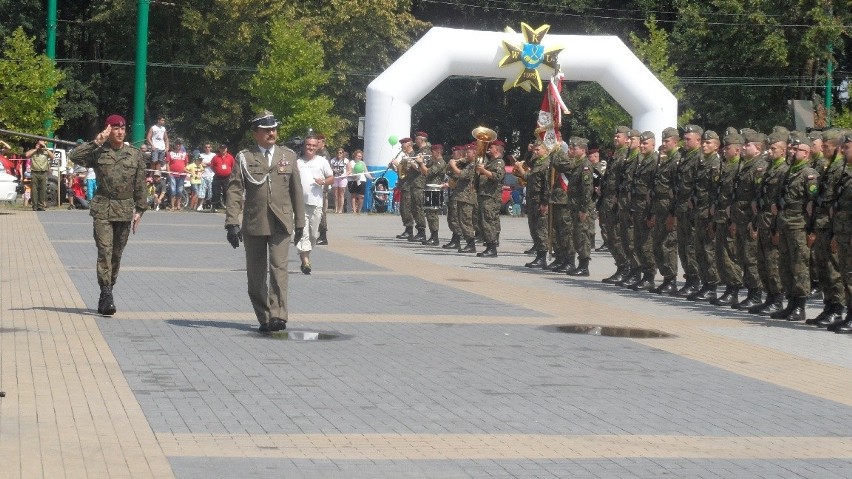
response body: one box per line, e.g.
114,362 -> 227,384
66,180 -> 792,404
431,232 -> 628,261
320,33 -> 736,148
69,114 -> 147,316
224,110 -> 306,333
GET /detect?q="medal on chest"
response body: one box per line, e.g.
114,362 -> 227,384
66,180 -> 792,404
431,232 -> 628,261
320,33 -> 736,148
277,159 -> 289,174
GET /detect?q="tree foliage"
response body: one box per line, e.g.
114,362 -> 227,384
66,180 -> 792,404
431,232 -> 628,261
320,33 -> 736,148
0,27 -> 65,135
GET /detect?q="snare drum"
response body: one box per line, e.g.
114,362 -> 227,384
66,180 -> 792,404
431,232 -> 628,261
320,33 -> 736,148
423,186 -> 444,210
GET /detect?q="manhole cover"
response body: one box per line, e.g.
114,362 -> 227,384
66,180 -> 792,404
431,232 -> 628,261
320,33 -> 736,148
556,324 -> 674,338
266,330 -> 341,341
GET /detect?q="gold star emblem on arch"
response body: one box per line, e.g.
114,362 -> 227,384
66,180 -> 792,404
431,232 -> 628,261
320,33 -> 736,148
499,23 -> 563,92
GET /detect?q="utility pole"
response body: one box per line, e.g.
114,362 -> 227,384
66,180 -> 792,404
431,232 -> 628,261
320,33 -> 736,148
826,44 -> 833,128
45,0 -> 57,136
132,0 -> 151,146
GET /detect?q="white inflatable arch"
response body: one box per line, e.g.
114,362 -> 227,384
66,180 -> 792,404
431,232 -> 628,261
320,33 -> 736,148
364,27 -> 677,168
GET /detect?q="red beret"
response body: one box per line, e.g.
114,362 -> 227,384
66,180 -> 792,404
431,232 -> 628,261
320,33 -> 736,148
492,139 -> 505,147
398,137 -> 412,144
104,114 -> 126,127
452,145 -> 464,151
415,131 -> 428,138
465,143 -> 476,150
430,144 -> 443,151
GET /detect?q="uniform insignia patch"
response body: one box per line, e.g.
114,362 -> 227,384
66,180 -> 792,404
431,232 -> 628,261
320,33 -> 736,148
809,184 -> 818,194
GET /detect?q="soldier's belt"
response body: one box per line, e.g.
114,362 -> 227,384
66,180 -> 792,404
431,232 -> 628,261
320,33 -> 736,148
97,191 -> 134,200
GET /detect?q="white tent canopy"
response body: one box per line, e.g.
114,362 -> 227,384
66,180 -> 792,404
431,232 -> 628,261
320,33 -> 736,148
364,26 -> 677,167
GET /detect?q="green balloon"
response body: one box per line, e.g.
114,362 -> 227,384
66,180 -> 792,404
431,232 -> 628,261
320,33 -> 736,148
388,134 -> 398,146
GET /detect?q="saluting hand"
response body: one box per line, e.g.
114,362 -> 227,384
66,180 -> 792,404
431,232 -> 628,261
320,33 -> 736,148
94,125 -> 112,146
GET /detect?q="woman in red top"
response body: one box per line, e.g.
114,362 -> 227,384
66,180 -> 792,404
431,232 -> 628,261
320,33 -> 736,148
166,140 -> 188,210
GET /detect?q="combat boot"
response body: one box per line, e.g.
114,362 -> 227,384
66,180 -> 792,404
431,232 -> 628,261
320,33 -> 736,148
817,303 -> 846,329
422,230 -> 439,246
476,243 -> 497,257
396,226 -> 413,240
623,269 -> 645,289
602,265 -> 626,284
675,277 -> 700,298
98,284 -> 116,316
442,233 -> 460,249
618,268 -> 642,288
750,293 -> 784,316
688,283 -> 717,302
567,258 -> 590,277
525,251 -> 547,268
554,254 -> 576,273
733,289 -> 762,309
770,295 -> 796,319
807,303 -> 833,325
833,310 -> 852,334
629,272 -> 655,291
544,256 -> 564,271
652,277 -> 678,295
458,238 -> 476,253
783,297 -> 807,322
711,286 -> 739,306
410,227 -> 426,242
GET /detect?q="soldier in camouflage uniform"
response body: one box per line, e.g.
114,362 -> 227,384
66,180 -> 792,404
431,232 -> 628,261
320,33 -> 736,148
749,131 -> 790,315
420,143 -> 447,246
601,126 -> 631,283
564,137 -> 595,276
770,132 -> 819,321
613,130 -> 642,286
519,141 -> 551,268
687,130 -> 722,302
624,131 -> 658,290
475,140 -> 506,257
830,134 -> 852,333
406,133 -> 431,242
807,130 -> 828,299
812,130 -> 848,328
392,138 -> 415,239
709,130 -> 745,306
69,114 -> 147,316
442,146 -> 465,249
673,125 -> 703,297
730,130 -> 768,309
649,127 -> 680,294
448,143 -> 478,253
544,143 -> 576,273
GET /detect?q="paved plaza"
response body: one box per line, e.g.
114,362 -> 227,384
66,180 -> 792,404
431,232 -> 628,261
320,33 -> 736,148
1,207 -> 851,478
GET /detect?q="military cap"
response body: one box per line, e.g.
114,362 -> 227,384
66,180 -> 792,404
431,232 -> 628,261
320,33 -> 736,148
724,127 -> 739,137
569,137 -> 589,148
844,133 -> 852,144
702,130 -> 719,141
739,127 -> 757,136
492,139 -> 506,147
628,129 -> 641,138
639,131 -> 655,142
742,130 -> 764,144
398,137 -> 413,144
104,114 -> 126,128
250,110 -> 279,129
683,124 -> 703,136
822,129 -> 843,143
767,131 -> 789,144
452,145 -> 464,152
788,131 -> 811,147
615,125 -> 631,135
430,143 -> 444,152
662,127 -> 680,139
771,126 -> 790,136
807,129 -> 823,141
415,131 -> 429,138
465,142 -> 476,150
723,133 -> 744,145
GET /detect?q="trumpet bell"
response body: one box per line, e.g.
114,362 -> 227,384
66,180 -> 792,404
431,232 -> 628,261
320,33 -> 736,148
471,126 -> 497,142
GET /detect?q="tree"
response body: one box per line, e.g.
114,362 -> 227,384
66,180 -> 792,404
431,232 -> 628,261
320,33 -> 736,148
0,27 -> 65,135
249,17 -> 342,142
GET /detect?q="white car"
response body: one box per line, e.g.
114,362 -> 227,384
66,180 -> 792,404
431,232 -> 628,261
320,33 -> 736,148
0,170 -> 20,202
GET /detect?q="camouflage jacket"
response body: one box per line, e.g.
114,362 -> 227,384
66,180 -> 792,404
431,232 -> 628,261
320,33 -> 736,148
730,155 -> 768,226
69,141 -> 147,221
477,156 -> 505,200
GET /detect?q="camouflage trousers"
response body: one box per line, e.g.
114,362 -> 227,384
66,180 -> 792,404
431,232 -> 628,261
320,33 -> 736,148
93,219 -> 131,287
814,229 -> 843,304
616,202 -> 637,268
425,209 -> 440,233
715,222 -> 742,287
631,210 -> 655,274
406,187 -> 426,230
733,222 -> 762,290
778,225 -> 809,298
837,232 -> 852,306
446,195 -> 460,235
478,196 -> 501,244
456,201 -> 476,240
757,226 -> 783,296
602,200 -> 628,266
652,211 -> 678,279
571,207 -> 593,261
527,200 -> 548,253
551,203 -> 575,260
693,215 -> 719,284
676,209 -> 699,280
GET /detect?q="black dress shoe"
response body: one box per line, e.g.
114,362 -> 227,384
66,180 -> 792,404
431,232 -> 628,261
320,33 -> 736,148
269,318 -> 287,331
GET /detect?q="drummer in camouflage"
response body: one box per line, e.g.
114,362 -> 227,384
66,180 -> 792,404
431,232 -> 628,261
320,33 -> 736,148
421,143 -> 447,246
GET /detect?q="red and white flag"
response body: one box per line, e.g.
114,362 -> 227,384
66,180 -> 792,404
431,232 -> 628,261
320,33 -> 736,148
535,72 -> 570,189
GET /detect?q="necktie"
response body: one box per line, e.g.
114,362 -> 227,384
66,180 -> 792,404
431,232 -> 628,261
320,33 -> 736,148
265,149 -> 271,167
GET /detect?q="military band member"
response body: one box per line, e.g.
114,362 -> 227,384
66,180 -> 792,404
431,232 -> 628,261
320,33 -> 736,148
565,137 -> 595,277
624,131 -> 658,289
422,143 -> 447,245
475,140 -> 506,257
749,131 -> 790,315
811,130 -> 847,328
601,126 -> 632,283
649,127 -> 680,294
709,130 -> 745,306
442,145 -> 465,249
770,132 -> 818,321
69,114 -> 147,316
673,125 -> 703,297
392,137 -> 415,239
407,131 -> 431,242
829,134 -> 852,333
449,143 -> 478,253
730,130 -> 768,309
518,141 -> 551,268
